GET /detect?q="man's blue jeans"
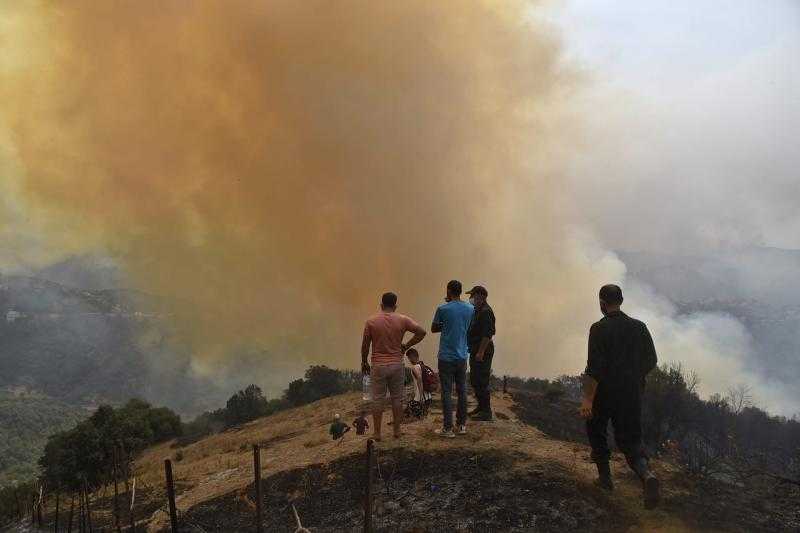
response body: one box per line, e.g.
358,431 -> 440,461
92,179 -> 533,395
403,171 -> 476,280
438,359 -> 467,430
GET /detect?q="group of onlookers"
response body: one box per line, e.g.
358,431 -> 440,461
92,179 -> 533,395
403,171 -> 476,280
359,279 -> 495,440
332,281 -> 661,508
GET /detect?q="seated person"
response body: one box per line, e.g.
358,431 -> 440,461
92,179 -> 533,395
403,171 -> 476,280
353,411 -> 370,435
405,349 -> 432,419
329,413 -> 350,440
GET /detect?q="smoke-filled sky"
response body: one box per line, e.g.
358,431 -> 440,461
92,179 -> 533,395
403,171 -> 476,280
1,1 -> 798,414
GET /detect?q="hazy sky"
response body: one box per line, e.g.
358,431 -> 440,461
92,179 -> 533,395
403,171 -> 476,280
544,0 -> 800,252
1,2 -> 797,414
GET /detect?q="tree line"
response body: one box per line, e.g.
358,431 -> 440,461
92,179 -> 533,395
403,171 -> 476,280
0,365 -> 362,526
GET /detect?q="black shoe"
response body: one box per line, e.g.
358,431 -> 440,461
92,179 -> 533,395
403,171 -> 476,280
643,475 -> 660,509
595,462 -> 613,491
594,476 -> 614,492
471,410 -> 493,421
468,406 -> 482,416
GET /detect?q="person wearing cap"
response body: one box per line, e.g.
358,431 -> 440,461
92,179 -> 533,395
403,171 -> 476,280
579,284 -> 660,509
466,285 -> 496,421
431,280 -> 474,438
361,292 -> 426,440
329,413 -> 350,440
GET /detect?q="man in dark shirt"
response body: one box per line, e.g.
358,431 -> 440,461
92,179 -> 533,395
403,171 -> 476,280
467,285 -> 496,421
580,284 -> 660,509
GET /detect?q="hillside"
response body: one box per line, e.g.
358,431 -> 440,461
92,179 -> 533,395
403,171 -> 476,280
17,390 -> 799,532
0,390 -> 87,486
0,272 -> 227,488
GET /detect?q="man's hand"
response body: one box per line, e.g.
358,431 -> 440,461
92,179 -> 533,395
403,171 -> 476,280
579,398 -> 593,419
475,351 -> 485,362
362,361 -> 371,375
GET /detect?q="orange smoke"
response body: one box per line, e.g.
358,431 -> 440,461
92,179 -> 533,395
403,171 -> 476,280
1,1 -> 616,378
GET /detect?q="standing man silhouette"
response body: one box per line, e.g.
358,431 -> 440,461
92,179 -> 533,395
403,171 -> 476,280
580,284 -> 660,508
431,280 -> 474,438
466,285 -> 496,421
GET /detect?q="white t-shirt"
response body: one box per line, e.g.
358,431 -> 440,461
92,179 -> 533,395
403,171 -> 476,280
411,363 -> 432,402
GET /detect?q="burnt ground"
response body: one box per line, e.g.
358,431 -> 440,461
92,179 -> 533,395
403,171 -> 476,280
511,389 -> 800,532
510,390 -> 600,446
33,484 -> 161,533
179,448 -> 634,532
665,474 -> 800,532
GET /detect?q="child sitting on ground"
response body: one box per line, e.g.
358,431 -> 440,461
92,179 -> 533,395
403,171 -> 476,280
405,349 -> 433,419
353,411 -> 370,435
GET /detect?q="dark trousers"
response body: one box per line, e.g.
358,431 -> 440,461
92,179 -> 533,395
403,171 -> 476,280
586,385 -> 648,473
469,350 -> 493,412
439,359 -> 467,430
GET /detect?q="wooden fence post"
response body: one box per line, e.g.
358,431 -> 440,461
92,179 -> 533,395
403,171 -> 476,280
364,439 -> 375,533
113,447 -> 121,533
253,445 -> 263,533
54,491 -> 60,533
38,485 -> 44,527
67,493 -> 74,533
164,459 -> 179,533
78,489 -> 84,533
129,476 -> 137,532
84,482 -> 93,533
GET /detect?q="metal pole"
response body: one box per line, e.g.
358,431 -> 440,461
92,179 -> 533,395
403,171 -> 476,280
253,445 -> 263,533
164,459 -> 179,533
364,439 -> 375,533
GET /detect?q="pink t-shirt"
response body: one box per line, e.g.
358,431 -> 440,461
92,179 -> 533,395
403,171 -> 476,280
363,312 -> 420,366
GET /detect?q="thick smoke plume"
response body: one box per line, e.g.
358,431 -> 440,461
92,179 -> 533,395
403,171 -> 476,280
1,1 -> 613,379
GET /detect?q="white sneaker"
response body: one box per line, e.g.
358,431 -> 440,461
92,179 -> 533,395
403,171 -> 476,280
435,428 -> 455,438
457,425 -> 467,435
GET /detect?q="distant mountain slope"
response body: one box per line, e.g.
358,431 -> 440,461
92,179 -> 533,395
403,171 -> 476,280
0,390 -> 86,487
0,274 -> 211,410
618,246 -> 800,305
619,247 -> 800,400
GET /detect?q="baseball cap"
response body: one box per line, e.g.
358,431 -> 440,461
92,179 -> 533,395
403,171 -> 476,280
466,285 -> 488,297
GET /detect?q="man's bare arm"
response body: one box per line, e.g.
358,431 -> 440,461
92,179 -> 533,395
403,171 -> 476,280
402,324 -> 427,351
431,322 -> 442,333
579,374 -> 598,419
361,334 -> 371,374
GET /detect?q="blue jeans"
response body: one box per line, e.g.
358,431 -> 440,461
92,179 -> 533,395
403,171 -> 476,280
438,359 -> 467,430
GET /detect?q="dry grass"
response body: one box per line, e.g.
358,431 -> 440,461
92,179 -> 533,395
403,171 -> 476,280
116,390 -> 698,532
303,437 -> 327,448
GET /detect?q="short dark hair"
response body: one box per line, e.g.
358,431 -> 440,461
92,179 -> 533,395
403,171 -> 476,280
405,348 -> 419,359
599,284 -> 623,305
381,292 -> 398,308
446,280 -> 462,296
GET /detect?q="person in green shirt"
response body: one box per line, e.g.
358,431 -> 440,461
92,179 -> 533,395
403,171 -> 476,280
329,413 -> 350,440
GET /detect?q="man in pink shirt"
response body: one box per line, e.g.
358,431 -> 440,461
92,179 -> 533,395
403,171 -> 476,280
361,292 -> 426,440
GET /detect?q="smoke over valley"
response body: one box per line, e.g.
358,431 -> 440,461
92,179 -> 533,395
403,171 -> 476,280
1,1 -> 798,415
